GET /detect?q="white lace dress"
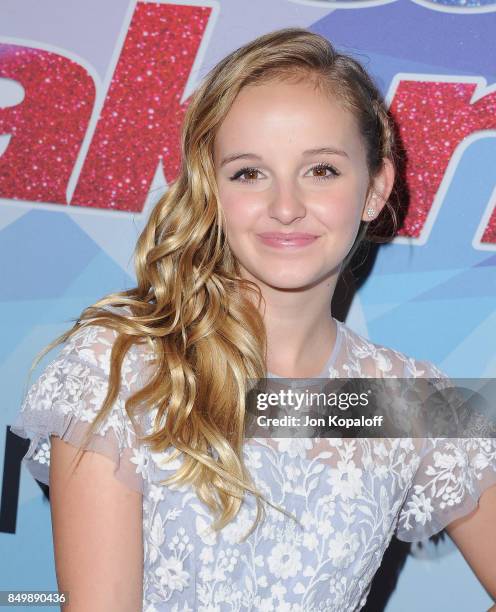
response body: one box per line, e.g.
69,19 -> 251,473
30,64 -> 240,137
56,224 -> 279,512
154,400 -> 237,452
11,310 -> 496,611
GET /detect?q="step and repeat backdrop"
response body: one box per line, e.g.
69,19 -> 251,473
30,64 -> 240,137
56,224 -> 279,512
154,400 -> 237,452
1,0 -> 495,610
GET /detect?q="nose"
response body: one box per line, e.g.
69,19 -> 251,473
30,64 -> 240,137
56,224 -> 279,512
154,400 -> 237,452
267,182 -> 306,224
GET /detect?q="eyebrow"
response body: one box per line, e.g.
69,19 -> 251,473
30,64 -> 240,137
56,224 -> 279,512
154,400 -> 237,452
219,146 -> 350,167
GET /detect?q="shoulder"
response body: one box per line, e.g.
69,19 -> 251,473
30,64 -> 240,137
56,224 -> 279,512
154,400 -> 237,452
337,320 -> 448,380
61,304 -> 155,379
12,304 -> 152,493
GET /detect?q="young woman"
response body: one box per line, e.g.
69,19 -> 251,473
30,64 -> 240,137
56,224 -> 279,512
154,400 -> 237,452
11,27 -> 496,611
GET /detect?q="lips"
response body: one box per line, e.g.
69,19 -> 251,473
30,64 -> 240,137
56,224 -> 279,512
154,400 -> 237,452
256,232 -> 319,249
257,232 -> 319,240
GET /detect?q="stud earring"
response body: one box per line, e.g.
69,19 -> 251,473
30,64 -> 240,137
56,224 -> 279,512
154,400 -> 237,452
367,194 -> 379,218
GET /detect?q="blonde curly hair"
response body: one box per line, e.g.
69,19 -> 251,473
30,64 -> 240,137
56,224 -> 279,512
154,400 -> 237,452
28,27 -> 400,539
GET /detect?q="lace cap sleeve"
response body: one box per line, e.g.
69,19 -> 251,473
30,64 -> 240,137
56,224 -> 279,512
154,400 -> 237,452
10,322 -> 149,493
395,360 -> 496,542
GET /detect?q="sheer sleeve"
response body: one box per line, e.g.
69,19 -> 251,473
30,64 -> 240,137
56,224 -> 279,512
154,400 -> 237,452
10,322 -> 150,494
395,360 -> 496,542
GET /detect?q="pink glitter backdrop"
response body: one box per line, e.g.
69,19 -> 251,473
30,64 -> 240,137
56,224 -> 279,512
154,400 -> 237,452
0,0 -> 494,246
391,79 -> 496,242
71,2 -> 211,212
0,44 -> 94,204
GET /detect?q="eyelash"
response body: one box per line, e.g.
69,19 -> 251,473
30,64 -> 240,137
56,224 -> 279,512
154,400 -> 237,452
229,162 -> 340,183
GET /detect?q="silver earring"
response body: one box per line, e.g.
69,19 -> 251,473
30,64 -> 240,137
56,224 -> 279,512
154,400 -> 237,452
367,207 -> 375,218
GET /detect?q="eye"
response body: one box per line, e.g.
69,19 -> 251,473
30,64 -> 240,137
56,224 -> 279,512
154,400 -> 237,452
228,162 -> 340,184
229,166 -> 263,183
308,162 -> 340,182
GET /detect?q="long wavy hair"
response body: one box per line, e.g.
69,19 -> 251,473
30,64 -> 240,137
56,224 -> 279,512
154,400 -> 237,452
27,27 -> 400,538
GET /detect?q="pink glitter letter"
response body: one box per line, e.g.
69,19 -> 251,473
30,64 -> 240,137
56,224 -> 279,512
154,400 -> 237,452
0,44 -> 95,204
390,79 -> 496,245
71,2 -> 212,212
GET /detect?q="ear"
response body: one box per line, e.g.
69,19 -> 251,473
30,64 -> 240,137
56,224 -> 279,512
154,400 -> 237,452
361,158 -> 395,223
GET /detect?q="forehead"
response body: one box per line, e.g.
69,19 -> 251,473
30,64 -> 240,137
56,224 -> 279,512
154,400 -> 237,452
213,79 -> 364,160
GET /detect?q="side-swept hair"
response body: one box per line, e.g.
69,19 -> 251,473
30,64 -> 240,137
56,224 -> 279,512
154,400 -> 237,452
28,27 -> 400,539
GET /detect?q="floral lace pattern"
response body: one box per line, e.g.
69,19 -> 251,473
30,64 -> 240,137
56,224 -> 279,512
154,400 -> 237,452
11,310 -> 496,611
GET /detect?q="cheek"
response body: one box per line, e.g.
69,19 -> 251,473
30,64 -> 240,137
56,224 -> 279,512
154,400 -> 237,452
316,188 -> 362,228
219,189 -> 261,231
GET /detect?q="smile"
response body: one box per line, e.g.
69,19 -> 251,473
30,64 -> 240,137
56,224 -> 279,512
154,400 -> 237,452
256,235 -> 319,249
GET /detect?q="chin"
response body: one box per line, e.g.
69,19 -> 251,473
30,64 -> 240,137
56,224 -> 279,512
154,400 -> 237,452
256,272 -> 321,290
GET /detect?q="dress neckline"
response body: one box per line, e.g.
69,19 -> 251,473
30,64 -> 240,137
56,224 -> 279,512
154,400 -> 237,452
267,317 -> 343,380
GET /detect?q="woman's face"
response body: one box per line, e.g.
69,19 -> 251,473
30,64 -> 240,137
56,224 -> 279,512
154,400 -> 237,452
213,78 -> 392,290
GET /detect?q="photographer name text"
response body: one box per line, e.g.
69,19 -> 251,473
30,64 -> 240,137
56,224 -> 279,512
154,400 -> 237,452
257,414 -> 384,429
